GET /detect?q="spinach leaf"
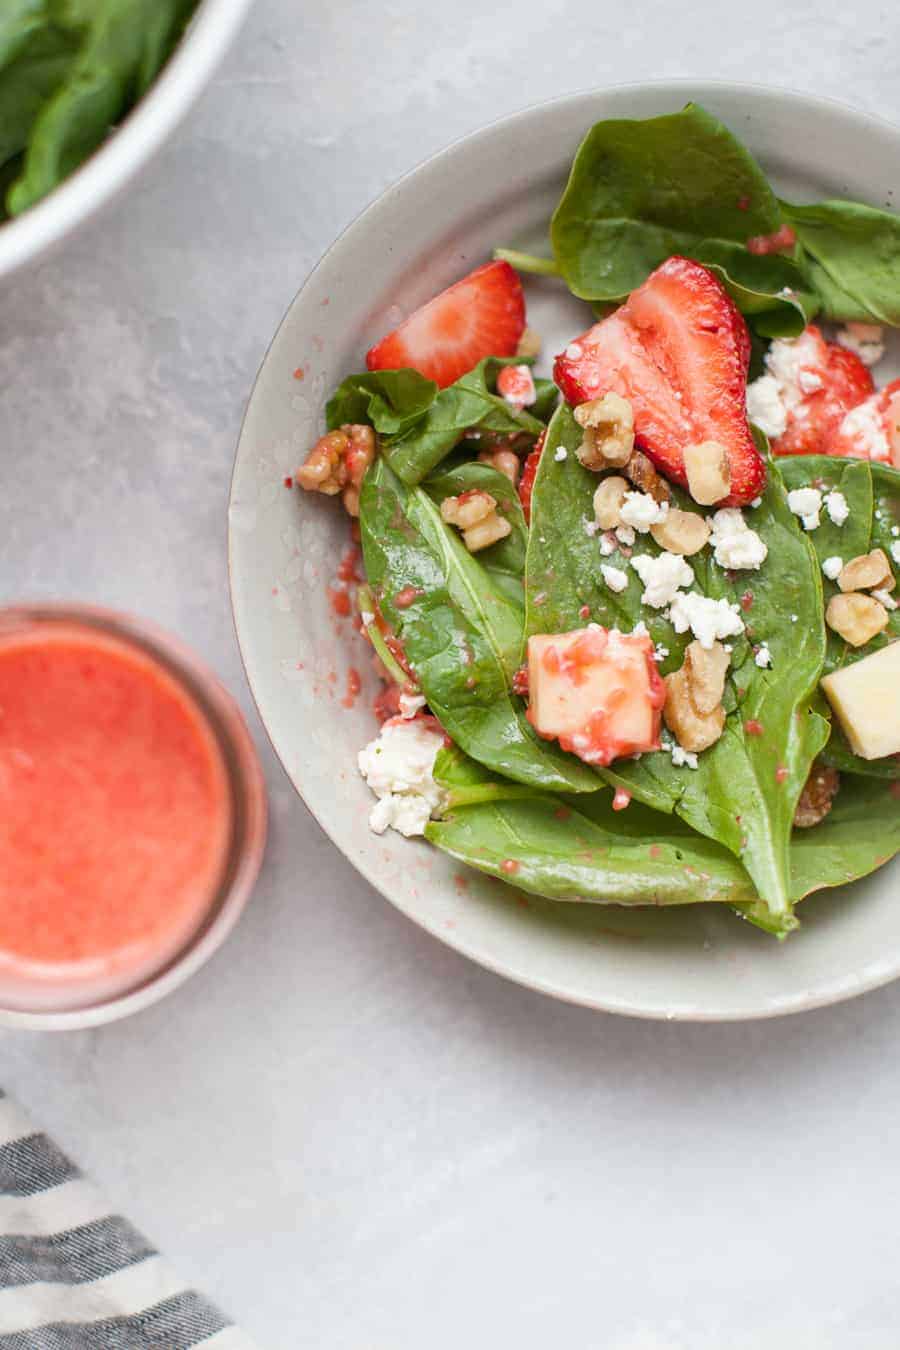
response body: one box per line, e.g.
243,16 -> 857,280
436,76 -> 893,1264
0,24 -> 75,169
548,103 -> 815,335
327,359 -> 545,488
790,773 -> 900,900
424,460 -> 527,607
0,0 -> 46,68
778,455 -> 900,778
359,458 -> 600,793
524,407 -> 829,930
782,199 -> 900,324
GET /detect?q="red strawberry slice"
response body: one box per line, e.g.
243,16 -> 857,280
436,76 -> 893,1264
366,260 -> 526,389
768,327 -> 875,457
518,430 -> 546,524
824,378 -> 900,465
553,256 -> 765,506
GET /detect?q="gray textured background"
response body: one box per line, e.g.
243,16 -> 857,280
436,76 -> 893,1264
3,2 -> 900,1346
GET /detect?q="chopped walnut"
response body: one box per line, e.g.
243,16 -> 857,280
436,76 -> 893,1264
295,423 -> 376,517
837,548 -> 894,593
574,393 -> 635,469
515,326 -> 542,359
624,451 -> 670,504
593,475 -> 630,530
826,592 -> 890,646
793,759 -> 840,828
684,440 -> 731,505
441,489 -> 511,552
663,639 -> 729,753
478,448 -> 521,485
650,507 -> 711,556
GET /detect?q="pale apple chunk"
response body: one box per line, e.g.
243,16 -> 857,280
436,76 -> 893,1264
526,625 -> 665,767
821,642 -> 900,759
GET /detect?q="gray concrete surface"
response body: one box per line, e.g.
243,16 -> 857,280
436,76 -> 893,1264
3,2 -> 900,1346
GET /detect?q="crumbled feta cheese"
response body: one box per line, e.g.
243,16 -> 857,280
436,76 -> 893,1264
399,691 -> 427,719
892,541 -> 900,566
600,564 -> 629,593
750,497 -> 762,509
872,588 -> 898,611
619,490 -> 668,533
671,744 -> 699,769
822,555 -> 843,581
836,322 -> 885,367
669,591 -> 745,649
583,518 -> 600,537
653,643 -> 669,662
787,486 -> 823,531
358,717 -> 446,837
754,643 -> 773,669
599,533 -> 616,556
798,370 -> 823,393
746,373 -> 788,439
565,342 -> 583,360
790,614 -> 798,622
824,489 -> 849,526
615,523 -> 636,547
892,526 -> 899,538
630,552 -> 695,608
709,508 -> 768,570
554,445 -> 568,462
836,400 -> 890,461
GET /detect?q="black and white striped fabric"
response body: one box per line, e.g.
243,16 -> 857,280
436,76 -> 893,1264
0,1091 -> 256,1349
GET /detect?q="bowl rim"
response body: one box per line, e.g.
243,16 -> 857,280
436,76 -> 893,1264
229,79 -> 900,1021
0,0 -> 254,282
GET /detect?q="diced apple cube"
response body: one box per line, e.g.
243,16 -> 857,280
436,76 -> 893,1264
821,641 -> 900,759
526,625 -> 666,766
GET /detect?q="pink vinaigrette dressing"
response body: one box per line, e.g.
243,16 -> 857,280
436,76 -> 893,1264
0,621 -> 234,1011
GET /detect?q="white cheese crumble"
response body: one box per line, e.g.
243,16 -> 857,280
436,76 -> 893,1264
824,489 -> 850,526
787,486 -> 823,531
669,591 -> 745,649
630,552 -> 695,608
892,541 -> 900,566
836,399 -> 890,461
836,322 -> 885,367
750,497 -> 762,509
600,564 -> 629,593
670,743 -> 699,769
399,691 -> 427,719
565,342 -> 583,360
798,369 -> 823,393
873,588 -> 898,611
709,508 -> 768,570
358,717 -> 446,837
754,643 -> 773,669
822,556 -> 843,581
554,445 -> 568,462
653,643 -> 669,662
583,518 -> 600,537
599,533 -> 617,556
746,373 -> 788,439
615,523 -> 636,547
619,490 -> 668,533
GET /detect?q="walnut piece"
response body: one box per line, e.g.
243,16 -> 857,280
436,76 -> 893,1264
574,393 -> 635,469
837,548 -> 894,593
593,475 -> 630,530
664,666 -> 726,753
684,440 -> 731,505
478,448 -> 521,485
682,639 -> 730,715
623,451 -> 670,504
650,507 -> 711,556
295,423 -> 376,517
793,759 -> 840,828
441,490 -> 511,552
825,593 -> 889,646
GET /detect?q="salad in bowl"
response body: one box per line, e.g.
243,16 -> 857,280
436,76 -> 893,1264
288,103 -> 900,942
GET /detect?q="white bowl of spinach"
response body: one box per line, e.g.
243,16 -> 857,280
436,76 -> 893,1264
230,84 -> 900,1020
0,0 -> 252,279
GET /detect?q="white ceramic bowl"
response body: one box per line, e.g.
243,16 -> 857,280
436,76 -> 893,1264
230,82 -> 900,1020
0,0 -> 253,281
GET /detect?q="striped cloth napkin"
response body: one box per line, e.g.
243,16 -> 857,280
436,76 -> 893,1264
0,1091 -> 256,1349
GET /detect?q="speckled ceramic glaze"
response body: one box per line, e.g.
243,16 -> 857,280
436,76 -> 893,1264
229,83 -> 900,1020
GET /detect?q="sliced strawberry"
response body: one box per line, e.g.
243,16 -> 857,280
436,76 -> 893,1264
825,378 -> 900,465
496,363 -> 537,408
768,326 -> 874,457
518,430 -> 546,524
366,260 -> 526,389
554,256 -> 764,506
